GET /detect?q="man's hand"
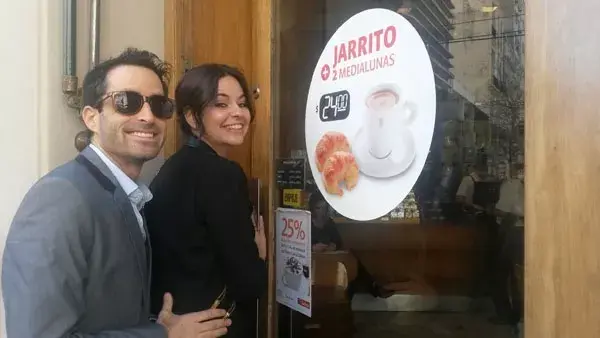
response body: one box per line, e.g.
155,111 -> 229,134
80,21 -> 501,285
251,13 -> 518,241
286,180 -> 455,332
253,215 -> 267,260
157,293 -> 231,338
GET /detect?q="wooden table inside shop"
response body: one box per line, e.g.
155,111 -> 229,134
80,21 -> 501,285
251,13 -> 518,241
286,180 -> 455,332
332,217 -> 488,297
291,217 -> 489,338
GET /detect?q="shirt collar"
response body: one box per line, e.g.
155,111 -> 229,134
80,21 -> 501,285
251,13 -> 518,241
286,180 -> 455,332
89,144 -> 153,208
186,136 -> 218,155
186,135 -> 202,148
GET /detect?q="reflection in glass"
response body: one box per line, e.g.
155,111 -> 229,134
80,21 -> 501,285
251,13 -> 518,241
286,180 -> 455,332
274,0 -> 525,337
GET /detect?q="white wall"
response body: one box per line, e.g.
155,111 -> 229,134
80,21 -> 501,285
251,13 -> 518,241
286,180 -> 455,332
0,0 -> 164,336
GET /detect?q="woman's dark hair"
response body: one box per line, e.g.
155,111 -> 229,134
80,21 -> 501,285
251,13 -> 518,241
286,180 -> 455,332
308,191 -> 326,213
175,64 -> 255,136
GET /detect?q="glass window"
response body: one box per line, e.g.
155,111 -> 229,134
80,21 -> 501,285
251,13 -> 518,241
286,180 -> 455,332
273,0 -> 525,337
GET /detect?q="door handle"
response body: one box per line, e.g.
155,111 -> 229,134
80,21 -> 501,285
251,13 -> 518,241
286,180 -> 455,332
253,86 -> 261,100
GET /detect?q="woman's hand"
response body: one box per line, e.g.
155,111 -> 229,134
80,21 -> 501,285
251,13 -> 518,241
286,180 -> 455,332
312,243 -> 328,252
312,242 -> 337,252
253,215 -> 267,260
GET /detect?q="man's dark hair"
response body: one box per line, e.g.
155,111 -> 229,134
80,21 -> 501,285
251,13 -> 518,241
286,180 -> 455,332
82,48 -> 172,109
175,63 -> 255,137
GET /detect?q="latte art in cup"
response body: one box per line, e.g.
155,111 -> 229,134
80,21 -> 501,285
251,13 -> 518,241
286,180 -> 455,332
365,85 -> 404,159
363,83 -> 416,160
366,89 -> 399,110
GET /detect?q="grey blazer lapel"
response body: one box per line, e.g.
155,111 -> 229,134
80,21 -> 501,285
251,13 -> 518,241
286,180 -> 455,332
78,147 -> 149,302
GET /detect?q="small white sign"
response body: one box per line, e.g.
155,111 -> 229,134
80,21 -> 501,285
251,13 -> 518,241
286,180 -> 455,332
304,8 -> 437,221
275,208 -> 312,317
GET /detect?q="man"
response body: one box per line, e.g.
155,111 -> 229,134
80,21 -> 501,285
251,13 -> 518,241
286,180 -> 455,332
308,191 -> 394,298
455,163 -> 486,211
2,49 -> 230,337
490,163 -> 525,326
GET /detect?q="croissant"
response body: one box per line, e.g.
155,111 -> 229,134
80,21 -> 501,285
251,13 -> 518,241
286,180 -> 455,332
315,131 -> 351,172
321,151 -> 359,196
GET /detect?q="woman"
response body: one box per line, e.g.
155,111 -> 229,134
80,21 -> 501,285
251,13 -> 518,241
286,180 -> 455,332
308,191 -> 394,298
309,191 -> 342,253
145,64 -> 267,337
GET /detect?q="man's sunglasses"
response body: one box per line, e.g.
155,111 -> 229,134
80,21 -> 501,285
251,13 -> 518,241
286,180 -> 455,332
95,91 -> 175,119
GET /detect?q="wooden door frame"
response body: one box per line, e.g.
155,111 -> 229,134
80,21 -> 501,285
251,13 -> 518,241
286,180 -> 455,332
525,0 -> 600,337
162,0 -> 182,158
250,1 -> 276,337
164,0 -> 276,337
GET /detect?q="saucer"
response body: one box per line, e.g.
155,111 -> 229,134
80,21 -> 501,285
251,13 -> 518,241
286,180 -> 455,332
353,127 -> 416,178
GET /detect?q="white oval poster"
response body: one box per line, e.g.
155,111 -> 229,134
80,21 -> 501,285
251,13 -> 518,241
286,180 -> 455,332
305,8 -> 436,221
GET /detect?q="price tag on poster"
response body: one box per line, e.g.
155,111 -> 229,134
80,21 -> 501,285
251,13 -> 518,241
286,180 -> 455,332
275,208 -> 312,317
305,8 -> 436,221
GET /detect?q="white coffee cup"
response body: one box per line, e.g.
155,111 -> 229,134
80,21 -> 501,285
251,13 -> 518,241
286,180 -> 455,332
364,83 -> 416,159
283,271 -> 301,291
